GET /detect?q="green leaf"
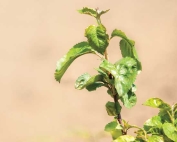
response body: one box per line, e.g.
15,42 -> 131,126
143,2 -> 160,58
113,135 -> 135,142
75,73 -> 104,90
143,98 -> 171,110
85,25 -> 109,54
114,57 -> 138,97
78,7 -> 110,18
105,121 -> 122,132
143,116 -> 162,134
55,42 -> 95,82
86,82 -> 104,91
158,109 -> 172,123
148,135 -> 164,142
105,121 -> 123,140
105,101 -> 122,116
120,39 -> 142,70
111,29 -> 135,47
173,103 -> 177,119
162,123 -> 177,141
120,89 -> 137,108
99,58 -> 138,97
78,7 -> 97,17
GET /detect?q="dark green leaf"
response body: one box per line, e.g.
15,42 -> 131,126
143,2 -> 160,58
162,123 -> 177,141
105,101 -> 121,116
78,7 -> 97,17
158,109 -> 172,123
86,82 -> 104,91
148,135 -> 164,142
143,116 -> 162,134
85,25 -> 109,54
120,89 -> 137,108
173,103 -> 177,119
113,135 -> 135,142
55,42 -> 95,82
111,29 -> 135,47
143,98 -> 171,110
75,73 -> 104,90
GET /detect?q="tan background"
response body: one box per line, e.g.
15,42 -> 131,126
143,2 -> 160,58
0,0 -> 177,141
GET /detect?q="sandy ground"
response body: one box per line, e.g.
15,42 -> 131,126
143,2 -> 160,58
0,0 -> 177,141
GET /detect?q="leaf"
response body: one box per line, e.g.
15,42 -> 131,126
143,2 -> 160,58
55,42 -> 95,82
75,73 -> 104,90
143,98 -> 171,110
120,89 -> 137,108
85,25 -> 109,54
162,123 -> 177,141
120,39 -> 142,70
158,109 -> 172,123
143,116 -> 162,134
78,7 -> 97,17
148,135 -> 164,142
99,58 -> 138,97
114,57 -> 138,97
78,7 -> 110,18
113,135 -> 135,142
111,29 -> 135,47
86,83 -> 104,91
105,121 -> 122,132
105,101 -> 122,116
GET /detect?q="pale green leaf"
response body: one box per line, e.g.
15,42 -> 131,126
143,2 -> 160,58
162,123 -> 177,141
148,135 -> 164,142
55,42 -> 95,82
85,25 -> 109,54
105,121 -> 122,132
113,135 -> 135,142
143,98 -> 171,110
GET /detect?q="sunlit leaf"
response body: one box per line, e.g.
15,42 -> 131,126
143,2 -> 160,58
143,98 -> 171,110
114,57 -> 138,97
162,123 -> 177,141
99,58 -> 138,97
105,101 -> 122,116
113,135 -> 135,142
148,135 -> 164,142
55,42 -> 95,82
85,25 -> 109,54
143,116 -> 162,134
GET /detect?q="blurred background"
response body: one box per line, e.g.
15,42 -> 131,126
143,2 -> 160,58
0,0 -> 177,141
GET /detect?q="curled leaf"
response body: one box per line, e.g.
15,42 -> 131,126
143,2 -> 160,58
55,42 -> 95,82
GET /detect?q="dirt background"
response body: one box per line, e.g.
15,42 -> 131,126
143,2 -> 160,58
0,0 -> 177,141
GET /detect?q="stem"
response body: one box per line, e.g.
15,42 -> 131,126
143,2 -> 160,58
104,49 -> 109,60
